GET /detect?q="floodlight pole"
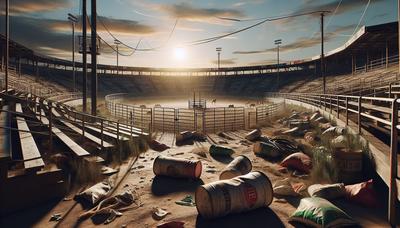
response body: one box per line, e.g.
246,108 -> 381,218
68,13 -> 77,92
82,0 -> 87,112
114,39 -> 121,76
398,0 -> 400,74
5,0 -> 9,91
216,47 -> 222,75
321,12 -> 326,94
91,0 -> 97,116
274,39 -> 282,90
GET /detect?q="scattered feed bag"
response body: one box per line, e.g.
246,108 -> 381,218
315,116 -> 327,123
75,181 -> 112,205
304,132 -> 320,145
219,155 -> 252,180
209,144 -> 235,156
289,197 -> 358,228
217,131 -> 234,140
245,128 -> 262,141
153,155 -> 202,179
195,171 -> 273,219
273,178 -> 301,196
345,179 -> 379,208
148,139 -> 170,152
310,111 -> 321,121
282,127 -> 306,137
280,152 -> 312,174
307,183 -> 346,200
253,137 -> 298,158
288,120 -> 310,130
331,135 -> 348,149
322,126 -> 346,137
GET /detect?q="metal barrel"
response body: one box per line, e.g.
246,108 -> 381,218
153,155 -> 202,179
195,171 -> 273,219
219,155 -> 252,180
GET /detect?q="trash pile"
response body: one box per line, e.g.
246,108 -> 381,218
175,131 -> 206,146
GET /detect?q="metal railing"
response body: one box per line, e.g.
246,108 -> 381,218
267,92 -> 399,226
105,93 -> 283,133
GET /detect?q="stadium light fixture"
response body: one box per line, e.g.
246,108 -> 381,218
274,39 -> 282,90
216,47 -> 222,74
68,14 -> 78,92
114,39 -> 122,75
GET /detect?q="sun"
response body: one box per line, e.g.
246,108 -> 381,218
173,47 -> 186,61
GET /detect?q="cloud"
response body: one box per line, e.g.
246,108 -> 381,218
157,3 -> 245,24
49,16 -> 156,36
0,0 -> 72,14
210,58 -> 237,65
233,24 -> 355,55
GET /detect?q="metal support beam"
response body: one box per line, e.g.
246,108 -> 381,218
389,98 -> 398,226
321,13 -> 325,94
82,0 -> 87,112
91,0 -> 97,116
5,0 -> 9,91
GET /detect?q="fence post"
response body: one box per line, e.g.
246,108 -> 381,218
48,102 -> 53,153
330,97 -> 332,114
82,114 -> 85,137
389,98 -> 398,226
358,97 -> 362,134
100,119 -> 104,149
130,111 -> 133,138
345,97 -> 349,126
336,96 -> 339,118
389,82 -> 393,98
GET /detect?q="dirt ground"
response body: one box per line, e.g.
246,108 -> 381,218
0,122 -> 392,228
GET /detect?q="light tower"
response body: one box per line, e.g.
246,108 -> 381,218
274,39 -> 282,89
67,13 -> 78,92
216,47 -> 222,75
114,39 -> 122,75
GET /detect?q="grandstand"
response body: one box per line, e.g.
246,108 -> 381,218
0,15 -> 400,227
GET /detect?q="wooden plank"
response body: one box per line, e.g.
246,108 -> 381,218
15,104 -> 44,170
0,105 -> 11,161
37,110 -> 90,157
51,109 -> 114,148
348,101 -> 391,114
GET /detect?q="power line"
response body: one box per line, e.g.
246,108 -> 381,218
189,10 -> 330,46
351,0 -> 370,36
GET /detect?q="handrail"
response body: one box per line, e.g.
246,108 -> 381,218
267,92 -> 399,226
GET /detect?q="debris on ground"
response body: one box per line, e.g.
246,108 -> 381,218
157,221 -> 185,228
289,197 -> 357,228
280,152 -> 312,174
79,189 -> 140,223
345,179 -> 379,207
307,183 -> 346,200
219,155 -> 252,180
322,126 -> 346,137
254,137 -> 298,158
217,131 -> 234,140
49,213 -> 62,222
75,181 -> 113,205
152,207 -> 170,220
153,155 -> 202,179
175,195 -> 196,207
149,139 -> 170,152
101,166 -> 119,176
209,144 -> 234,156
273,178 -> 300,196
245,128 -> 262,141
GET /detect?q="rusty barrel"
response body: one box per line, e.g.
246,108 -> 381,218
219,155 -> 252,180
195,171 -> 273,219
333,149 -> 363,184
153,155 -> 202,179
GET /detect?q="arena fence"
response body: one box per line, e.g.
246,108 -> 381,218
105,93 -> 282,133
267,92 -> 399,226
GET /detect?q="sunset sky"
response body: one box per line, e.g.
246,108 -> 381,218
0,0 -> 396,68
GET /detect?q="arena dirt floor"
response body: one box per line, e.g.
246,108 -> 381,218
0,106 -> 393,228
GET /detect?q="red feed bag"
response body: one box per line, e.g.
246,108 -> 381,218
344,179 -> 379,208
280,152 -> 312,174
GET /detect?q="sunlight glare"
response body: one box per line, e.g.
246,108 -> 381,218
174,47 -> 186,61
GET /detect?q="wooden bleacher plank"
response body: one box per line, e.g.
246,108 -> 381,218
37,109 -> 90,157
51,108 -> 114,148
15,104 -> 45,170
0,105 -> 11,161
